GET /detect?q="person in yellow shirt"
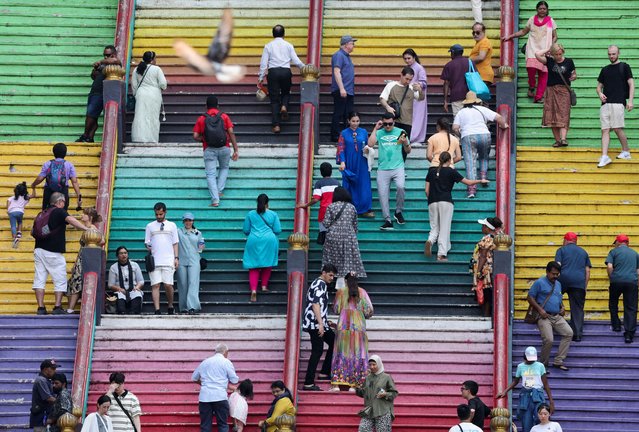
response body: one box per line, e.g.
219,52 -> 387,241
469,23 -> 494,84
257,381 -> 296,432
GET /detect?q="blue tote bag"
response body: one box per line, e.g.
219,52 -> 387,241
465,59 -> 491,101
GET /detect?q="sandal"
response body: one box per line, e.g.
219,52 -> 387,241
553,364 -> 569,371
261,287 -> 270,293
552,141 -> 561,148
250,292 -> 257,302
527,87 -> 535,98
558,139 -> 569,147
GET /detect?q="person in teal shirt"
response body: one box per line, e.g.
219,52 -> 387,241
367,112 -> 411,230
177,212 -> 205,314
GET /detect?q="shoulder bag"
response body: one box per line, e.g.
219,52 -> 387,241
126,66 -> 150,111
465,59 -> 491,101
553,62 -> 577,106
317,203 -> 347,245
389,84 -> 410,119
524,290 -> 553,324
113,391 -> 138,432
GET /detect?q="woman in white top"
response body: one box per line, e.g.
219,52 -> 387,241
530,404 -> 563,432
452,91 -> 509,198
81,394 -> 114,432
131,51 -> 168,143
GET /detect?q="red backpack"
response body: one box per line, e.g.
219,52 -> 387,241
31,207 -> 62,240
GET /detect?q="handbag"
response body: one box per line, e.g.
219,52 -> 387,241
199,257 -> 208,270
357,405 -> 373,418
553,63 -> 577,106
316,231 -> 326,245
388,84 -> 410,119
524,290 -> 553,324
105,294 -> 117,314
465,59 -> 491,101
126,66 -> 150,111
144,253 -> 155,273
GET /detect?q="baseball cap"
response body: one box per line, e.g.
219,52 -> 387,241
524,346 -> 538,362
40,359 -> 59,370
564,232 -> 578,242
449,44 -> 464,53
614,234 -> 630,244
182,212 -> 195,221
340,35 -> 357,45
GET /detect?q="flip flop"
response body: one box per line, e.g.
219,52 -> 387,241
553,364 -> 569,371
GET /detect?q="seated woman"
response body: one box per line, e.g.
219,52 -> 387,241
258,380 -> 296,432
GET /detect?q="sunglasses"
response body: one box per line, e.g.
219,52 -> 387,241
160,222 -> 165,231
382,122 -> 394,126
472,31 -> 482,36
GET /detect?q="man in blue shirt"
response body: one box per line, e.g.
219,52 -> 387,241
605,234 -> 639,343
192,343 -> 240,432
554,232 -> 591,342
330,35 -> 356,142
527,261 -> 573,370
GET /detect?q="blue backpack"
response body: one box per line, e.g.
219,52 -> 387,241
46,159 -> 67,192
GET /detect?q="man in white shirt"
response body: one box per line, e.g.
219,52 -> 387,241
144,202 -> 179,315
258,24 -> 305,134
448,404 -> 484,432
192,343 -> 240,432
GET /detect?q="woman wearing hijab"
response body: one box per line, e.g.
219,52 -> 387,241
356,355 -> 398,432
258,380 -> 296,432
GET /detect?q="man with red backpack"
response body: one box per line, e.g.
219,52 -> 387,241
31,143 -> 82,211
32,192 -> 87,315
193,95 -> 239,207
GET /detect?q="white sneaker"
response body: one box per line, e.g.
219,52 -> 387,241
617,151 -> 632,160
597,155 -> 612,168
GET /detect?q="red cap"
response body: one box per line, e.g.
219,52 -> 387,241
615,234 -> 630,244
564,232 -> 578,242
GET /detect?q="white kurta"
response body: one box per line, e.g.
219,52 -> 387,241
131,64 -> 167,143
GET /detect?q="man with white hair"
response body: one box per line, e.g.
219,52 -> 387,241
192,343 -> 240,432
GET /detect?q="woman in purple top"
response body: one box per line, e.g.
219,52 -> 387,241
403,49 -> 428,143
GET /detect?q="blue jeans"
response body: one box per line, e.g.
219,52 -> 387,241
518,388 -> 546,432
176,263 -> 201,312
461,133 -> 491,181
8,211 -> 23,236
204,146 -> 232,203
199,400 -> 230,432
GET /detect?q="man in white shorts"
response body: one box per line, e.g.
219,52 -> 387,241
596,45 -> 634,168
145,202 -> 179,315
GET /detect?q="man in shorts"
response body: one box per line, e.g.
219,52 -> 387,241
144,202 -> 179,315
596,45 -> 634,167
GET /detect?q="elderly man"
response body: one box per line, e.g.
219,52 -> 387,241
193,343 -> 240,432
606,234 -> 639,343
30,359 -> 58,432
258,24 -> 305,134
527,261 -> 573,370
554,232 -> 591,341
32,192 -> 87,315
441,44 -> 469,116
330,35 -> 357,142
596,45 -> 635,167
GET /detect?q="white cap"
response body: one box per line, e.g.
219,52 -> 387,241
524,346 -> 538,362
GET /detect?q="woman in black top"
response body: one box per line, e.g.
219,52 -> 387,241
424,152 -> 488,261
535,43 -> 577,147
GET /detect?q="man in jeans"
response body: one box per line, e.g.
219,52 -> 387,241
302,264 -> 337,390
606,234 -> 639,343
193,95 -> 239,207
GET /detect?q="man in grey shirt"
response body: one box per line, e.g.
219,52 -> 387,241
108,246 -> 145,314
606,234 -> 639,343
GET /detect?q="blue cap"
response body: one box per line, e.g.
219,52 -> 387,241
449,44 -> 464,53
340,35 -> 357,45
182,212 -> 195,221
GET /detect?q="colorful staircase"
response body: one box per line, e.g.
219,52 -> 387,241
88,315 -> 285,431
0,315 -> 78,431
511,320 -> 639,432
0,142 -> 102,314
0,0 -> 118,142
319,0 -> 502,141
128,0 -> 309,143
297,317 -> 494,431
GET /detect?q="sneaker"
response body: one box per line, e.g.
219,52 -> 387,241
52,306 -> 65,315
379,220 -> 394,231
12,237 -> 19,249
75,135 -> 87,143
154,309 -> 162,315
394,212 -> 406,225
167,307 -> 175,315
303,384 -> 322,391
597,155 -> 612,168
617,151 -> 632,160
467,192 -> 476,199
36,307 -> 47,315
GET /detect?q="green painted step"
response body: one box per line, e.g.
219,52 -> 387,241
0,0 -> 118,142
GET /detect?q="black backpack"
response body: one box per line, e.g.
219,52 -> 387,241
204,112 -> 227,148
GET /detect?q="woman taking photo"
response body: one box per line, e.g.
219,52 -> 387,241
472,216 -> 503,317
330,273 -> 373,392
258,381 -> 296,432
530,404 -> 563,432
402,48 -> 428,144
337,112 -> 374,217
131,50 -> 168,143
243,194 -> 281,302
177,212 -> 205,314
535,43 -> 576,147
426,117 -> 462,171
356,355 -> 398,432
322,187 -> 366,279
80,394 -> 113,432
502,1 -> 557,103
425,152 -> 488,262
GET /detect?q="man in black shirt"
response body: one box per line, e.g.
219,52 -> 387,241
596,45 -> 635,168
32,192 -> 87,315
30,359 -> 58,431
461,379 -> 491,429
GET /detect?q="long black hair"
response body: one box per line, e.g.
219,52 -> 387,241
257,193 -> 269,214
402,48 -> 421,64
13,181 -> 28,200
437,151 -> 452,177
345,272 -> 359,301
136,51 -> 156,75
436,117 -> 453,154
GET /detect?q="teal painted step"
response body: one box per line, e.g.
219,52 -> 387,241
0,0 -> 118,142
515,0 -> 639,147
